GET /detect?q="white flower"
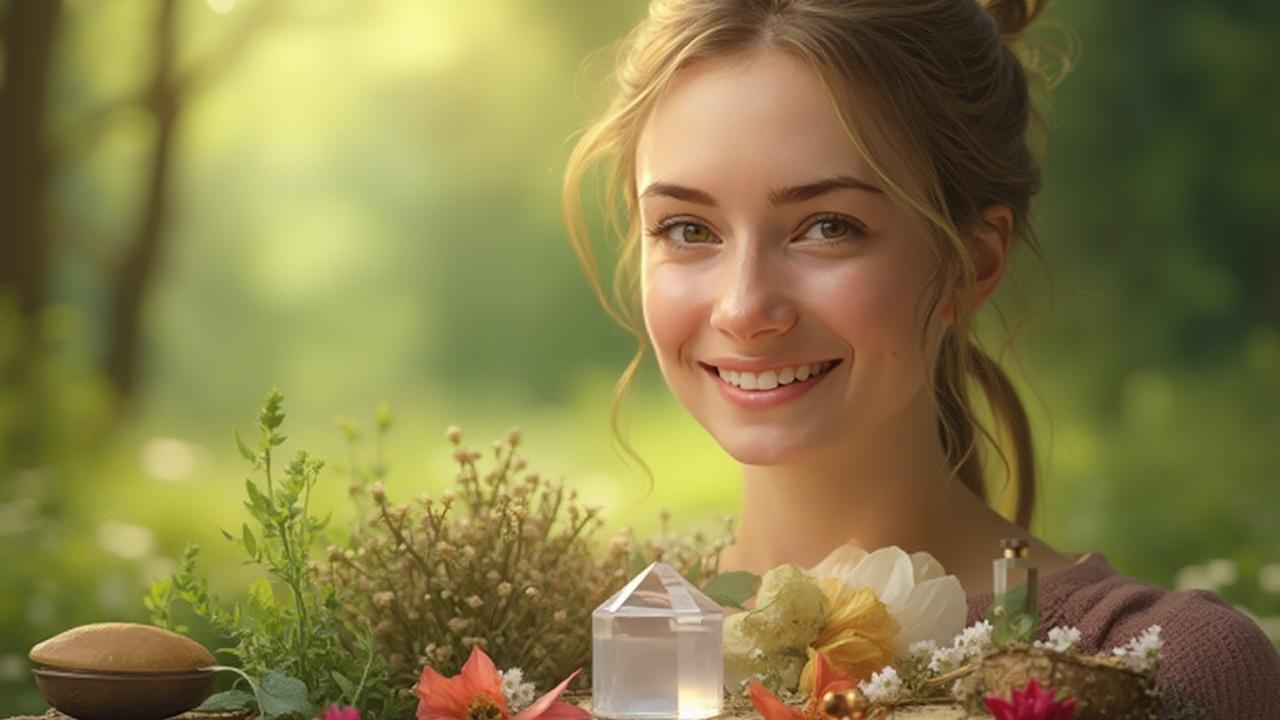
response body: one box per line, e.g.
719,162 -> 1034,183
807,544 -> 966,658
957,619 -> 993,651
1034,625 -> 1081,653
1111,625 -> 1163,673
908,639 -> 938,659
927,620 -> 994,674
858,665 -> 903,704
927,644 -> 962,674
501,667 -> 536,712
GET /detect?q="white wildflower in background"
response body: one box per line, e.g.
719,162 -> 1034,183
928,620 -> 994,673
858,665 -> 903,704
1034,625 -> 1082,653
1259,563 -> 1280,594
501,667 -> 536,712
1111,625 -> 1164,673
1175,559 -> 1238,592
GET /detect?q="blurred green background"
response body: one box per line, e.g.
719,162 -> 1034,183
1,0 -> 1277,714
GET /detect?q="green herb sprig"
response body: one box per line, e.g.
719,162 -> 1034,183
146,388 -> 387,718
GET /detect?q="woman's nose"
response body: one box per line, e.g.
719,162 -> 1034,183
708,247 -> 797,343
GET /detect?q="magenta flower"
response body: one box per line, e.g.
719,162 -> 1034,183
319,705 -> 360,720
984,677 -> 1077,720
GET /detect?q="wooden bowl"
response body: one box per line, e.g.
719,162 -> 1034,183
32,666 -> 216,720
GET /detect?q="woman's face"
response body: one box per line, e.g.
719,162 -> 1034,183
635,50 -> 947,466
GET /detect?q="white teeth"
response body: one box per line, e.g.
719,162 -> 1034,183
715,361 -> 836,391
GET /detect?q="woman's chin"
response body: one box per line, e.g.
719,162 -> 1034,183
709,426 -> 821,466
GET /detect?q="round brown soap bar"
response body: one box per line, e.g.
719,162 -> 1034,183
29,622 -> 214,672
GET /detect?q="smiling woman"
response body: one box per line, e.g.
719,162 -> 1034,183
560,0 -> 1280,716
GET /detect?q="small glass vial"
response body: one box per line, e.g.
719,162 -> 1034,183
992,538 -> 1038,616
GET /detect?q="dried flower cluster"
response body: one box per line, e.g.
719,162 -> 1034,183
316,422 -> 730,696
317,425 -> 625,692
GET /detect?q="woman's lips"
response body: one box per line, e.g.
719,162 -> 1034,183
700,359 -> 842,410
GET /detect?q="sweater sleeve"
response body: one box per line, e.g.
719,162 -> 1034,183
1148,588 -> 1280,719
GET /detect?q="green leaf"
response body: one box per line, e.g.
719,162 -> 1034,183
198,689 -> 256,712
997,583 -> 1028,616
249,577 -> 276,610
235,428 -> 257,462
686,556 -> 704,586
260,388 -> 286,431
242,524 -> 258,558
220,527 -> 234,542
702,570 -> 760,609
246,479 -> 271,515
1013,612 -> 1039,643
331,670 -> 356,701
258,672 -> 312,719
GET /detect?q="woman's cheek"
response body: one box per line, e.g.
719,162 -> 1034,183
642,264 -> 707,370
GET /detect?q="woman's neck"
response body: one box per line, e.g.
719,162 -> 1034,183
715,387 -> 1063,595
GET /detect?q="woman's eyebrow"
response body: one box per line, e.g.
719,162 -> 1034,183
639,174 -> 884,207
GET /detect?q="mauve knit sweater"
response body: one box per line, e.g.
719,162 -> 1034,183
964,552 -> 1280,719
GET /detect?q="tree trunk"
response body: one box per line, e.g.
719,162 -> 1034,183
0,0 -> 61,331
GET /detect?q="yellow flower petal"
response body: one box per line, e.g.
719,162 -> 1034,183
798,580 -> 898,689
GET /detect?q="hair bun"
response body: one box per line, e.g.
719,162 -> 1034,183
982,0 -> 1047,41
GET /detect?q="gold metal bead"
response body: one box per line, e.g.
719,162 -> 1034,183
821,688 -> 869,719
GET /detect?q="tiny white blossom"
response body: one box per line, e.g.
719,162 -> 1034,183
858,665 -> 903,704
501,667 -> 536,712
1111,625 -> 1164,673
928,620 -> 994,674
957,620 -> 994,652
1033,625 -> 1082,653
928,644 -> 961,674
908,639 -> 938,658
750,648 -> 765,660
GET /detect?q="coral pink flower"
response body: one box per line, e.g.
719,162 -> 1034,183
318,706 -> 360,720
416,646 -> 589,720
984,677 -> 1078,720
748,650 -> 858,720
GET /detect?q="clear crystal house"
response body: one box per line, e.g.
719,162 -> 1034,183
592,562 -> 724,720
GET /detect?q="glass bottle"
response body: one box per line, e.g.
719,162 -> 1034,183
992,537 -> 1038,617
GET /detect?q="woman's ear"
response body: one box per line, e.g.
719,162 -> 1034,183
942,204 -> 1012,323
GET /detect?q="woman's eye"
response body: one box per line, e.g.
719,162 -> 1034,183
647,219 -> 716,248
799,214 -> 866,244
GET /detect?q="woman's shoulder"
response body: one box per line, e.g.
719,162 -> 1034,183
968,552 -> 1280,718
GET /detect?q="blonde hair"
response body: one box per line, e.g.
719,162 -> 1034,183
561,0 -> 1074,529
